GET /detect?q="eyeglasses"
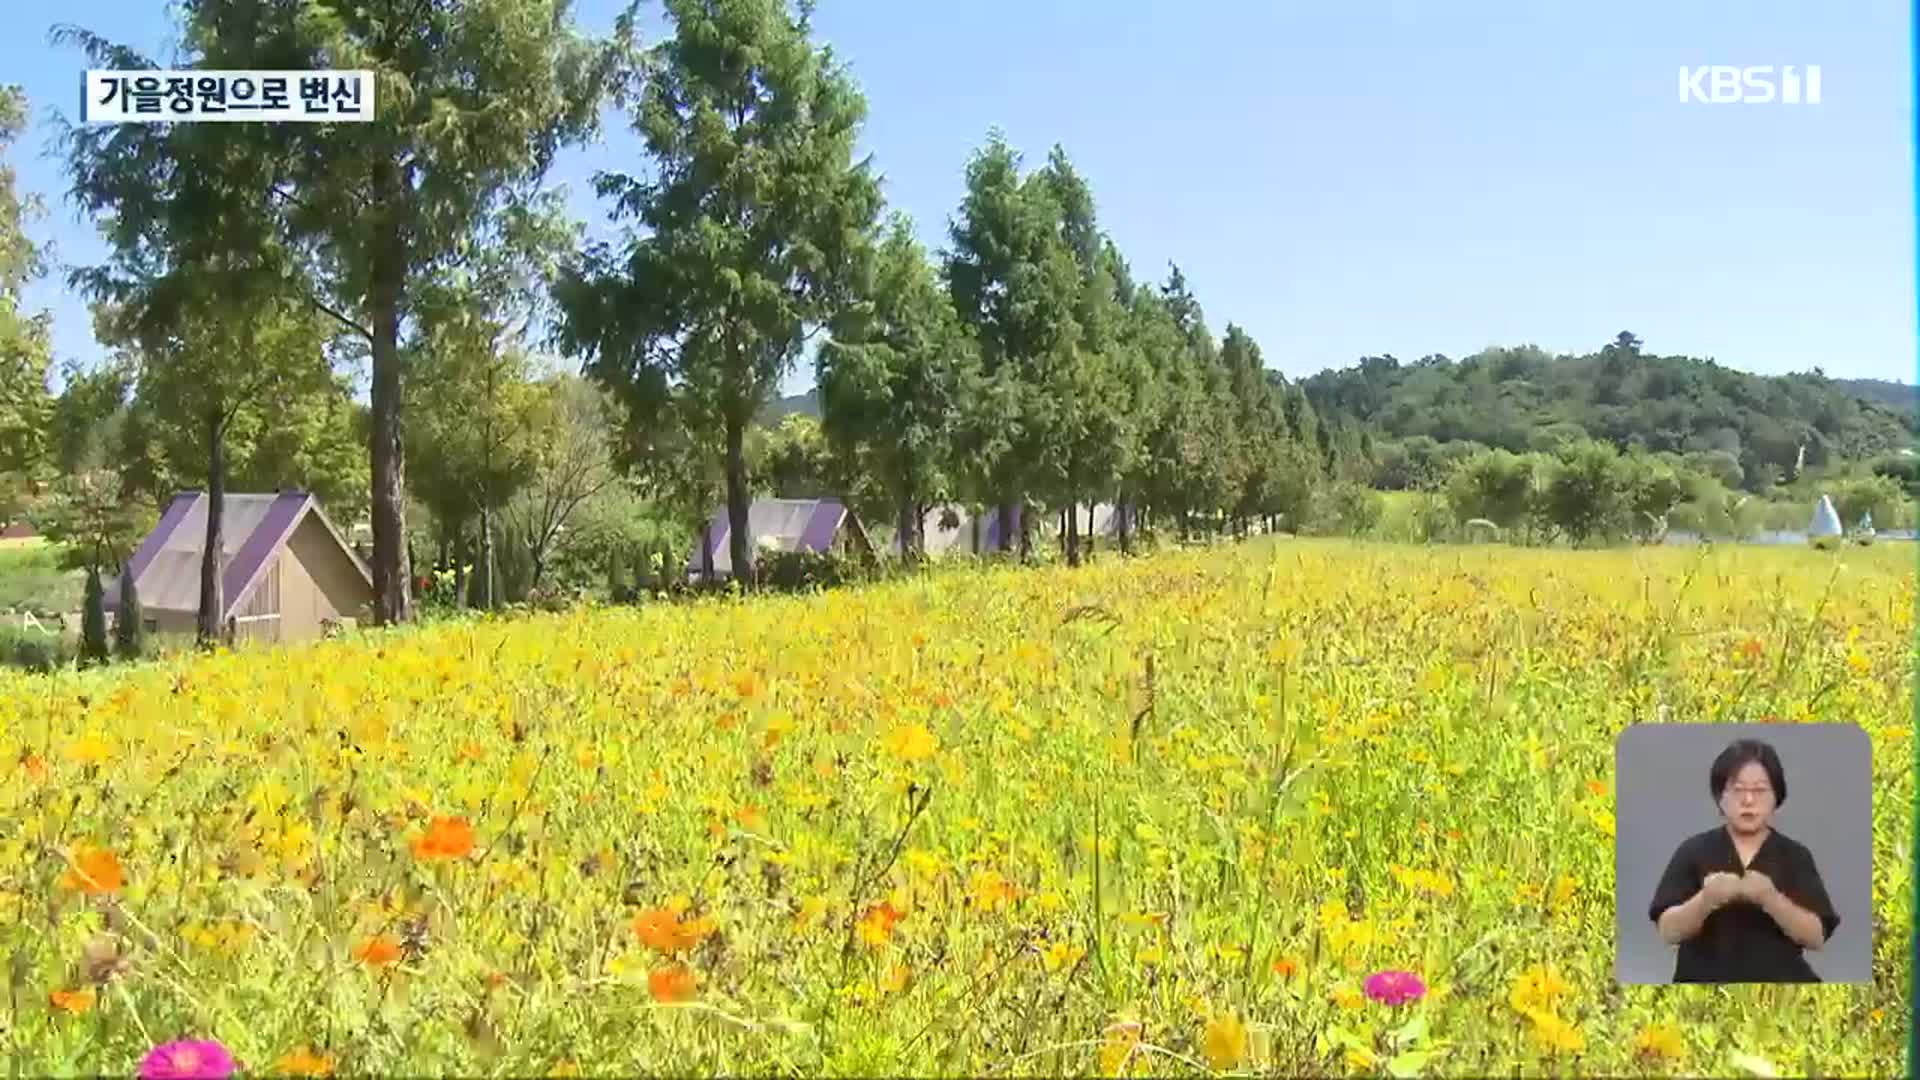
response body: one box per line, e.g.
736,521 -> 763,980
1725,785 -> 1774,801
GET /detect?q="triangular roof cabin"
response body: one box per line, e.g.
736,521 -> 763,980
107,490 -> 374,642
687,498 -> 874,579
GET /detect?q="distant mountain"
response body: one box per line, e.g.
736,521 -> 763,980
1832,377 -> 1918,417
759,390 -> 820,424
1301,336 -> 1916,488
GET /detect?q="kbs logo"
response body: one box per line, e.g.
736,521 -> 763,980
1679,66 -> 1822,105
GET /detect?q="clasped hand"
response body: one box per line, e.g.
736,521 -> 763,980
1702,870 -> 1777,908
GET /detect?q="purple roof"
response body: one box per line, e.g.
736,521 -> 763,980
797,500 -> 845,552
122,492 -> 197,584
107,490 -> 373,617
981,504 -> 1022,550
220,491 -> 309,620
685,498 -> 854,577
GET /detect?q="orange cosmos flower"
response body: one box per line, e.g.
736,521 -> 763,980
647,964 -> 697,1003
49,988 -> 95,1015
353,935 -> 402,967
411,816 -> 475,861
857,902 -> 904,946
275,1047 -> 336,1077
59,846 -> 124,896
632,906 -> 714,955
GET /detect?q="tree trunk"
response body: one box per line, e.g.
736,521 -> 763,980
1117,494 -> 1132,555
1019,502 -> 1032,562
477,502 -> 496,609
897,491 -> 920,568
1066,497 -> 1081,567
997,501 -> 1016,554
897,452 -> 920,567
367,156 -> 412,626
970,512 -> 981,555
725,413 -> 753,588
197,411 -> 226,648
453,523 -> 467,609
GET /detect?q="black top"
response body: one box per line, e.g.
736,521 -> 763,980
1647,827 -> 1840,983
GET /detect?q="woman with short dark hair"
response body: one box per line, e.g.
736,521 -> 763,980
1647,738 -> 1840,982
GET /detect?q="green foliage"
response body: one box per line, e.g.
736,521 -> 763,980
500,374 -> 623,595
943,134 -> 1088,531
759,414 -> 846,502
0,85 -> 53,487
47,356 -> 131,476
114,567 -> 144,661
544,480 -> 683,599
1830,474 -> 1905,531
0,622 -> 75,673
407,322 -> 548,543
818,215 -> 973,558
1867,454 -> 1920,498
1618,450 -> 1685,540
1307,481 -> 1384,537
557,0 -> 881,585
0,542 -> 81,614
1541,441 -> 1630,545
757,549 -> 851,592
33,471 -> 153,576
80,567 -> 108,665
56,0 -> 631,624
1444,449 -> 1538,531
1303,335 -> 1913,489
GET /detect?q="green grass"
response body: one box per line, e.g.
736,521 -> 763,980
0,541 -> 83,614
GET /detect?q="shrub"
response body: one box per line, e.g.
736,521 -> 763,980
1444,449 -> 1538,532
1307,482 -> 1384,538
115,568 -> 145,661
81,568 -> 109,665
758,550 -> 850,592
0,623 -> 77,673
1541,441 -> 1629,545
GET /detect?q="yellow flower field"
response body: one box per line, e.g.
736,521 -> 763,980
1,539 -> 1911,1076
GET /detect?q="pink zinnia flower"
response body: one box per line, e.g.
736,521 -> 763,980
1363,969 -> 1427,1005
138,1039 -> 236,1080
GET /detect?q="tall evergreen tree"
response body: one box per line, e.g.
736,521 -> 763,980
114,567 -> 144,661
80,567 -> 109,665
557,0 -> 881,586
818,215 -> 971,566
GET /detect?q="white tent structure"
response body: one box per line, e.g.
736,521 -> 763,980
890,505 -> 1023,557
687,498 -> 872,580
1062,503 -> 1129,542
1808,494 -> 1842,548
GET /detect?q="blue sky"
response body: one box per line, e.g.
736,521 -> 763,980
5,0 -> 1913,398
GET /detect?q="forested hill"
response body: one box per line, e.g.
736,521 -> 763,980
1299,333 -> 1916,484
1832,376 -> 1919,415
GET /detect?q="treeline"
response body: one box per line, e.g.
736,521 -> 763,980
3,0 -> 1344,638
1304,333 -> 1916,490
1423,440 -> 1908,546
1,1 -> 1912,647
